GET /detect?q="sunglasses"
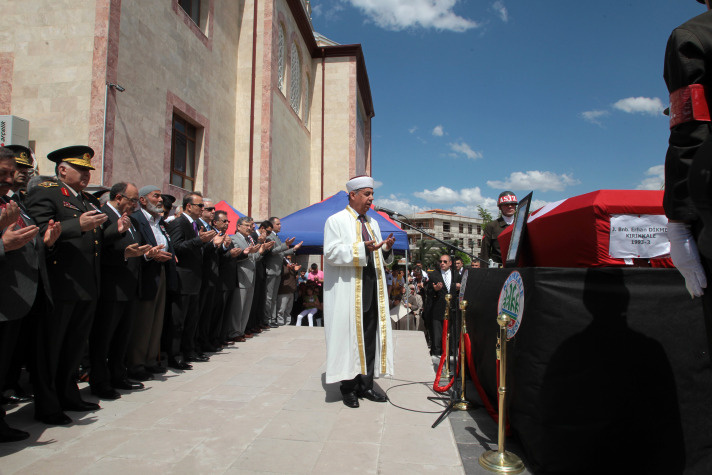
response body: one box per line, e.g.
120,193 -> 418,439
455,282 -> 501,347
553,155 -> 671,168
192,203 -> 204,208
439,260 -> 450,263
205,207 -> 215,211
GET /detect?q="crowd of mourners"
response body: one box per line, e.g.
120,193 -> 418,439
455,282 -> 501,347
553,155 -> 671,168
0,144 -> 323,442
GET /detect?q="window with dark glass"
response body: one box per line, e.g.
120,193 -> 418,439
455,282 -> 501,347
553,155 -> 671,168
179,0 -> 201,25
468,224 -> 473,233
443,222 -> 450,233
170,114 -> 197,191
477,224 -> 482,234
459,223 -> 464,233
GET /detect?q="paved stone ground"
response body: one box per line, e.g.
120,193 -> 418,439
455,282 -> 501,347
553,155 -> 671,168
0,326 -> 532,474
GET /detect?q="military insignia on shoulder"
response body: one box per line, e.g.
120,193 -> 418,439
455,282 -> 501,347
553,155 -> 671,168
61,187 -> 70,196
38,181 -> 58,188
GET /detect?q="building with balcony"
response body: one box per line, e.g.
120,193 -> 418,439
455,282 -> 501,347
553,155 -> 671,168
405,209 -> 484,259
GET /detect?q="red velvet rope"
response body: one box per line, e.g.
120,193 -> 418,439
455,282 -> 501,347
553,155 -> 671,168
432,319 -> 456,392
430,321 -> 511,434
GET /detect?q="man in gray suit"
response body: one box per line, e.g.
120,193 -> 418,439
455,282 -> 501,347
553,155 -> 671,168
0,148 -> 60,440
263,217 -> 302,327
226,216 -> 270,342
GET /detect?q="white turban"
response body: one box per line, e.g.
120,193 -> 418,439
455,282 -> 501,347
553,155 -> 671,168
346,176 -> 374,192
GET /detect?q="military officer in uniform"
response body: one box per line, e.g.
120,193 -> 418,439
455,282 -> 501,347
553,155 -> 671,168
0,147 -> 59,441
664,0 -> 712,356
480,191 -> 517,266
26,145 -> 128,425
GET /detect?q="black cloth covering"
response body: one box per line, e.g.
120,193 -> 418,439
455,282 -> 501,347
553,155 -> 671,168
464,267 -> 712,475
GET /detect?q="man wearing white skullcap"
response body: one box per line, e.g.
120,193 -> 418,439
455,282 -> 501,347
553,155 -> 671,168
323,176 -> 396,408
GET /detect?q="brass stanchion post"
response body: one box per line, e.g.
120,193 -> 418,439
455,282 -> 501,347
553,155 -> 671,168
443,294 -> 451,379
454,300 -> 471,410
479,312 -> 525,474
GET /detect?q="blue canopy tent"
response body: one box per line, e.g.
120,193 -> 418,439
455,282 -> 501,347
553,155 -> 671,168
278,191 -> 409,255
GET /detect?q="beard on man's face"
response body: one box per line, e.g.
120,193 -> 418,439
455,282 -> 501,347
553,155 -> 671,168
146,202 -> 163,215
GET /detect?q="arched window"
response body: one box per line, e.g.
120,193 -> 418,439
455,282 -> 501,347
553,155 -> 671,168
277,25 -> 285,93
290,43 -> 301,114
303,74 -> 310,125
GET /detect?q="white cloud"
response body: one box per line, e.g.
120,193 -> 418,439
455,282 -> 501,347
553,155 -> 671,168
487,170 -> 579,192
311,3 -> 344,21
448,141 -> 482,160
414,186 -> 491,205
374,194 -> 426,215
492,1 -> 508,22
612,96 -> 664,116
347,0 -> 479,32
636,164 -> 664,190
432,125 -> 444,137
373,180 -> 383,189
580,109 -> 609,126
409,126 -> 418,134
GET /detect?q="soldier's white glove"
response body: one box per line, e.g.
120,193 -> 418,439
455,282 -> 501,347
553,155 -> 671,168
668,222 -> 707,298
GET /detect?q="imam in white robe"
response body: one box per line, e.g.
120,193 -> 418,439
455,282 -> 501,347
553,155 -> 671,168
323,205 -> 394,384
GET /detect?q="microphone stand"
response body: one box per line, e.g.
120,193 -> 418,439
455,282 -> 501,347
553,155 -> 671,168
382,213 -> 481,427
380,212 -> 489,266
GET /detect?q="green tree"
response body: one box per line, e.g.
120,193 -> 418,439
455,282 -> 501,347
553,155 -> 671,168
477,205 -> 493,225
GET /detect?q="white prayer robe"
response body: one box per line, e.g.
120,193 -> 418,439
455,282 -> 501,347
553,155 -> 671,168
323,206 -> 394,384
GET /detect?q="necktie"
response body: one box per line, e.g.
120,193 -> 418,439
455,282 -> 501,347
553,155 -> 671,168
358,215 -> 372,266
247,234 -> 255,245
192,221 -> 199,236
443,271 -> 450,292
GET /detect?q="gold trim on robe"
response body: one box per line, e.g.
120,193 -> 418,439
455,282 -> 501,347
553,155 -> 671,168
346,207 -> 367,375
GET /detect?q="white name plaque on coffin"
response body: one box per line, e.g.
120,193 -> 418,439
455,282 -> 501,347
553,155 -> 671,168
609,214 -> 670,259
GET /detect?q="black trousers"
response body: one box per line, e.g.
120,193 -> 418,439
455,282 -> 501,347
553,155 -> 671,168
0,318 -> 23,429
89,298 -> 136,388
169,292 -> 199,359
196,282 -> 216,350
34,299 -> 96,417
341,274 -> 378,395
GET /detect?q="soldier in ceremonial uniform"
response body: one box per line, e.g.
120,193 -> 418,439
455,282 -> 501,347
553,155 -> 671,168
664,0 -> 712,356
479,191 -> 517,266
26,146 -> 128,425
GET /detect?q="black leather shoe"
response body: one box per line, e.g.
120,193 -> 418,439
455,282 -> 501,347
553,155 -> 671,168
91,386 -> 121,400
112,379 -> 144,391
0,426 -> 30,442
185,353 -> 209,363
202,344 -> 220,352
342,391 -> 360,408
63,400 -> 100,412
168,359 -> 193,370
35,412 -> 72,425
2,394 -> 31,404
359,388 -> 387,403
144,365 -> 167,374
127,369 -> 154,381
269,323 -> 278,328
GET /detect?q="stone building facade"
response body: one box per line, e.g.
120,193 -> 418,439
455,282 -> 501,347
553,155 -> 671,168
0,0 -> 373,218
406,209 -> 484,259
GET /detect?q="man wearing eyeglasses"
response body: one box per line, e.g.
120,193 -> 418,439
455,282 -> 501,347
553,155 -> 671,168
88,182 -> 155,400
196,198 -> 223,352
480,191 -> 518,266
424,254 -> 460,359
166,191 -> 219,369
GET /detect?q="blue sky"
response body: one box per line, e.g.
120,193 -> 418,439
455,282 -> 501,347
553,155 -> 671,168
310,0 -> 705,217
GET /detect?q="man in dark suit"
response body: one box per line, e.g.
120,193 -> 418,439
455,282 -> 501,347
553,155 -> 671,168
88,182 -> 154,399
2,145 -> 38,405
26,145 -> 127,425
127,186 -> 176,380
196,199 -> 223,352
424,254 -> 460,358
166,191 -> 219,369
0,148 -> 59,441
211,211 -> 242,347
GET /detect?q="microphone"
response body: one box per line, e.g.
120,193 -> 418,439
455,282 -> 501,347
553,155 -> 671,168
373,205 -> 401,216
